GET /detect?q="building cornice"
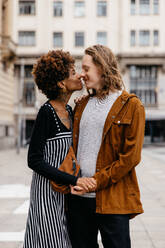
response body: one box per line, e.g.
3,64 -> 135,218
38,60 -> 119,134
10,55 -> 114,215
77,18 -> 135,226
117,53 -> 165,73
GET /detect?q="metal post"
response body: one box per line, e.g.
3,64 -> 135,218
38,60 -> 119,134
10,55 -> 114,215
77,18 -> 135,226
16,58 -> 24,154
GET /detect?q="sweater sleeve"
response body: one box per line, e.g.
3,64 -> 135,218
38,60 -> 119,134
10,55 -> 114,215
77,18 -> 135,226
27,106 -> 77,186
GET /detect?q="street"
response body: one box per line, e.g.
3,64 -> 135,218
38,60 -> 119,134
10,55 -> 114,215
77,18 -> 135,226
0,145 -> 165,248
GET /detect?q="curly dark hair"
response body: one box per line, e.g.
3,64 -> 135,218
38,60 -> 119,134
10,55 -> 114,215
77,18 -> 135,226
32,50 -> 75,99
85,45 -> 124,98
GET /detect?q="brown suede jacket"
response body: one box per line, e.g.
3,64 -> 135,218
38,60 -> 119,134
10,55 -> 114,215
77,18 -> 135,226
73,90 -> 145,218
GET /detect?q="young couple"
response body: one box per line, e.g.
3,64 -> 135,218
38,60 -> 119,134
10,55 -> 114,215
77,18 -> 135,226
23,45 -> 145,248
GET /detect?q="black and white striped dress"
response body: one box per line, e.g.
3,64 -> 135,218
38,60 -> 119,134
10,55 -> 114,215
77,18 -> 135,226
23,102 -> 76,248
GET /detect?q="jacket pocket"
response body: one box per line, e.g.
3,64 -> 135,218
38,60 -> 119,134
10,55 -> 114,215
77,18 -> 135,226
112,118 -> 132,125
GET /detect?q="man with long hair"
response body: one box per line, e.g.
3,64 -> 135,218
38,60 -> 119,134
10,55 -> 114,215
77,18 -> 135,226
67,45 -> 145,248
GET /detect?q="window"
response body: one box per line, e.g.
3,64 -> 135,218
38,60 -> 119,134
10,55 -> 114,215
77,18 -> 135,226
97,1 -> 107,16
53,32 -> 63,47
25,66 -> 33,78
74,1 -> 85,17
130,30 -> 136,46
139,0 -> 150,14
130,0 -> 136,15
18,31 -> 35,46
153,0 -> 159,14
24,82 -> 36,106
139,30 -> 150,46
97,32 -> 107,45
53,1 -> 63,16
19,1 -> 35,15
130,65 -> 157,106
153,30 -> 159,46
75,32 -> 84,47
5,126 -> 9,137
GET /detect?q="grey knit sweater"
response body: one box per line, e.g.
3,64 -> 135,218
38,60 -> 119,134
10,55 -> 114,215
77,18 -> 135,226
77,91 -> 122,197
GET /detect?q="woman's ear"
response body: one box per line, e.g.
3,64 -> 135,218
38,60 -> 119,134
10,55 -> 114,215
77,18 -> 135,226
57,81 -> 67,93
57,81 -> 66,90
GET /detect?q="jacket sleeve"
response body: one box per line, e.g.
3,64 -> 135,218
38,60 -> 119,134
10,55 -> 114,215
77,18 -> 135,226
28,106 -> 77,186
93,103 -> 145,191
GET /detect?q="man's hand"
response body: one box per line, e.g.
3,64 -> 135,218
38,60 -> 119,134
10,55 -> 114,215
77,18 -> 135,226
76,177 -> 97,192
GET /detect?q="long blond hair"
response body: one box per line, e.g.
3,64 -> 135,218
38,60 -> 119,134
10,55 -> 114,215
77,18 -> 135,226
85,44 -> 124,98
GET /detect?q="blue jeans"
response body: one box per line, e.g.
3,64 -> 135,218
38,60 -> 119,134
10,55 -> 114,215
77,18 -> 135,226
67,195 -> 131,248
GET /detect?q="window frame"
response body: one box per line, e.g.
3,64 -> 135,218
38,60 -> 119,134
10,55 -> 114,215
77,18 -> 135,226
130,65 -> 158,106
53,1 -> 63,17
139,0 -> 150,15
18,31 -> 36,46
130,0 -> 136,15
19,0 -> 36,15
53,32 -> 63,47
97,1 -> 107,17
153,30 -> 159,46
75,32 -> 84,47
139,30 -> 150,46
153,0 -> 159,14
130,30 -> 136,46
74,1 -> 85,17
96,31 -> 107,45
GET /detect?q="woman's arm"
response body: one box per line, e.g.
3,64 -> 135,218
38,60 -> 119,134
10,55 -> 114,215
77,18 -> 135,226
28,106 -> 77,186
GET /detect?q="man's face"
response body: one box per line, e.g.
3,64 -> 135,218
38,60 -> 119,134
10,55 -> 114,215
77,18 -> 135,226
81,55 -> 102,91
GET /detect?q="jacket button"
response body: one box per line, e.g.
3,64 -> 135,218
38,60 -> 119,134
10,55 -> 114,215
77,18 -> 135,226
122,101 -> 125,104
75,117 -> 78,120
112,115 -> 115,119
96,169 -> 100,172
75,134 -> 77,138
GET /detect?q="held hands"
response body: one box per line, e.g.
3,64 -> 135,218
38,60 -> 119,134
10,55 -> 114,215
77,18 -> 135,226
70,177 -> 97,195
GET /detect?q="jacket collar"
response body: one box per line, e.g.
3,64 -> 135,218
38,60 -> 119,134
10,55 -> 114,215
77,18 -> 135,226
74,90 -> 136,142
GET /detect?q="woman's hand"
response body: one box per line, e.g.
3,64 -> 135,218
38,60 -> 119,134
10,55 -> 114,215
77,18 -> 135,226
70,185 -> 86,195
74,95 -> 86,105
76,177 -> 97,192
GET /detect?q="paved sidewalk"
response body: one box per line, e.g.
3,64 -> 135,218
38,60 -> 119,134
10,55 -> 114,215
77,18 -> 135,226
0,146 -> 165,248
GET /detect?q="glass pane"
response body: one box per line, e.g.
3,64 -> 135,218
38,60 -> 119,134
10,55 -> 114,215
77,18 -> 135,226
153,30 -> 159,46
130,30 -> 136,46
97,1 -> 107,16
139,30 -> 150,46
74,2 -> 85,17
97,32 -> 107,45
75,32 -> 84,47
19,1 -> 35,15
153,0 -> 159,14
24,82 -> 35,105
19,31 -> 35,46
53,1 -> 63,16
139,0 -> 150,14
130,0 -> 136,15
53,32 -> 63,47
130,65 -> 158,105
25,66 -> 33,78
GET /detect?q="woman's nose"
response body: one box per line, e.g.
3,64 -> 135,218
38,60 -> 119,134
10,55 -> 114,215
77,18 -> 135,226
80,71 -> 85,78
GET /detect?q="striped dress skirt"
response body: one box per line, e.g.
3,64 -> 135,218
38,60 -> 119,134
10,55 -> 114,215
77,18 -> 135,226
23,131 -> 72,248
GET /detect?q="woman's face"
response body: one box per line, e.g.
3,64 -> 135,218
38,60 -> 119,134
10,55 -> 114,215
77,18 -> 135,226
64,66 -> 83,92
81,54 -> 102,91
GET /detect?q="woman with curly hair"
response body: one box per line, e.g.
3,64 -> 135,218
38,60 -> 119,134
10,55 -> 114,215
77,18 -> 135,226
67,45 -> 145,248
23,50 -> 96,248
